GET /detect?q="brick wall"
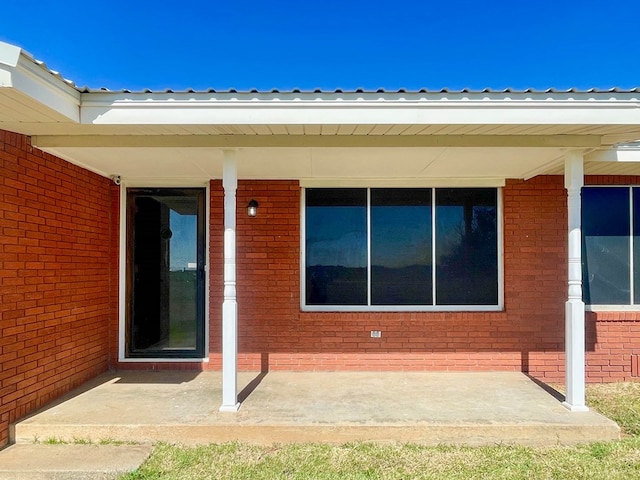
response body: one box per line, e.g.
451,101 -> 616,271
107,182 -> 120,368
205,176 -> 640,383
0,130 -> 113,447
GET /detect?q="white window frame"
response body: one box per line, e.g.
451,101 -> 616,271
300,187 -> 504,312
583,185 -> 640,312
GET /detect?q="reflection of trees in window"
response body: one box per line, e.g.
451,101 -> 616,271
436,189 -> 498,305
436,206 -> 498,305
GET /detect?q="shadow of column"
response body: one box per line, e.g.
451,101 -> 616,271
521,348 -> 529,374
238,353 -> 269,403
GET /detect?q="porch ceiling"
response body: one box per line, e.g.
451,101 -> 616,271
35,138 -> 640,183
37,145 -> 578,184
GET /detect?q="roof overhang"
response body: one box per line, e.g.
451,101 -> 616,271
2,41 -> 640,183
0,42 -> 79,123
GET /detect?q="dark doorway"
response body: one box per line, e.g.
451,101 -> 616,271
126,188 -> 206,358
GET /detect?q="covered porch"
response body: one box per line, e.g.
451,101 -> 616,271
12,370 -> 619,446
3,42 -> 640,449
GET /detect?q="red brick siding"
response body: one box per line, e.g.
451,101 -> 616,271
0,129 -> 113,447
108,184 -> 120,368
236,181 -> 301,364
208,181 -> 224,369
586,313 -> 640,381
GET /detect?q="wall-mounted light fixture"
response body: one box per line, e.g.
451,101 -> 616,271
247,199 -> 259,217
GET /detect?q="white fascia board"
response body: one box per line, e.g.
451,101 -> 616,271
79,95 -> 640,126
586,148 -> 640,163
0,44 -> 80,122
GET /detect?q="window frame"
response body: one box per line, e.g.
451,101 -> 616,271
582,185 -> 640,311
300,187 -> 504,312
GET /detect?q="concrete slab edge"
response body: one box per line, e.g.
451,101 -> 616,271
13,423 -> 621,447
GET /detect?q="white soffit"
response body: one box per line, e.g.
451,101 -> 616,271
40,145 -> 567,183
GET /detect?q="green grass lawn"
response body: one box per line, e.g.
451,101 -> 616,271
121,383 -> 640,480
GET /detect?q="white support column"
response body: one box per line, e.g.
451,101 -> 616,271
563,151 -> 588,412
220,150 -> 240,412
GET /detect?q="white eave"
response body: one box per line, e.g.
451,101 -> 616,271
0,42 -> 80,123
77,90 -> 640,128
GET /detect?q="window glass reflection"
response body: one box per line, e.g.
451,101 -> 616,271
435,189 -> 498,305
582,187 -> 630,305
371,189 -> 432,305
128,189 -> 203,357
305,189 -> 367,305
634,188 -> 640,304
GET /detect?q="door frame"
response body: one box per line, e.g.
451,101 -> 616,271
118,181 -> 210,363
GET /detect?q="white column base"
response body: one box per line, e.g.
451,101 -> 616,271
564,298 -> 588,412
220,297 -> 239,411
219,403 -> 241,413
562,401 -> 589,412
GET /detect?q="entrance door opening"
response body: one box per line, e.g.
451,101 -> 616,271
126,188 -> 205,358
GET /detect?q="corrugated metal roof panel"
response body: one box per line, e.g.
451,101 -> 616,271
74,86 -> 640,94
16,47 -> 77,88
16,45 -> 640,96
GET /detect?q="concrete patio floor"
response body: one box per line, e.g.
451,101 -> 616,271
12,371 -> 619,447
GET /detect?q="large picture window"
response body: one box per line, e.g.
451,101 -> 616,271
304,188 -> 500,310
582,186 -> 640,306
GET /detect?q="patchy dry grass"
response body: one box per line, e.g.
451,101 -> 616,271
121,440 -> 640,480
120,382 -> 640,480
587,382 -> 640,436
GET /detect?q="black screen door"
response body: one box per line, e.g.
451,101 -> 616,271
126,188 -> 205,358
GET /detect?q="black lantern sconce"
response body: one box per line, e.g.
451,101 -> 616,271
247,199 -> 259,217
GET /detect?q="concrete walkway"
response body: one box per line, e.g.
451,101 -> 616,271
11,371 -> 619,447
0,444 -> 152,480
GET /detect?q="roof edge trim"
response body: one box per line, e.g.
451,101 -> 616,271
0,41 -> 80,122
0,41 -> 21,68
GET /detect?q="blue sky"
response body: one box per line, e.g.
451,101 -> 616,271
1,1 -> 637,91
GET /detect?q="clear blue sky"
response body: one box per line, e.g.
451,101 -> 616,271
1,1 -> 637,92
